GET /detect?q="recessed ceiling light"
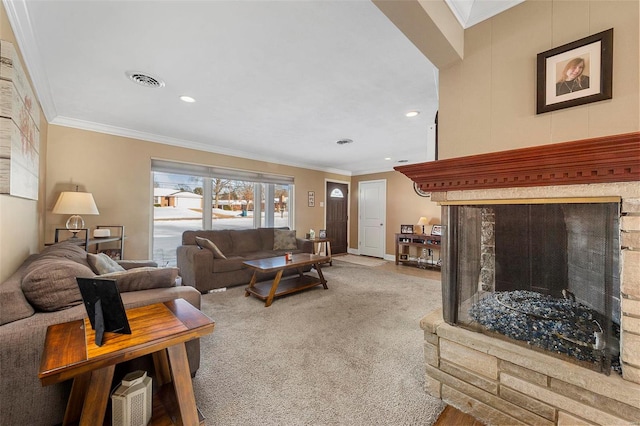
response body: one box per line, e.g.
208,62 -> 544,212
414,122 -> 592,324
125,71 -> 165,88
384,157 -> 392,161
405,111 -> 420,118
336,139 -> 353,145
180,95 -> 196,103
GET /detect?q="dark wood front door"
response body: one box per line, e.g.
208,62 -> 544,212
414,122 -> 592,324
326,182 -> 348,254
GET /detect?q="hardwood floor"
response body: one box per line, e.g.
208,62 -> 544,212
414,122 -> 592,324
434,405 -> 485,426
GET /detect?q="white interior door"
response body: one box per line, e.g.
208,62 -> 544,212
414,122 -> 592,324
358,180 -> 386,258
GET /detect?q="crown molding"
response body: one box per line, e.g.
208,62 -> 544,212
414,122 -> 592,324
3,0 -> 58,122
51,116 -> 353,177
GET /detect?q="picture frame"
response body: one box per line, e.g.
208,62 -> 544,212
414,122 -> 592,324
308,191 -> 315,207
400,224 -> 414,234
318,229 -> 327,239
536,28 -> 613,114
399,254 -> 409,261
431,225 -> 442,236
76,277 -> 131,347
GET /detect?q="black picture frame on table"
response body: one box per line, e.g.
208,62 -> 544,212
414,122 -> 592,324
400,224 -> 414,234
76,277 -> 131,347
536,28 -> 613,114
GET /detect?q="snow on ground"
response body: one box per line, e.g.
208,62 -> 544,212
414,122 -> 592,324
152,207 -> 286,266
154,206 -> 256,220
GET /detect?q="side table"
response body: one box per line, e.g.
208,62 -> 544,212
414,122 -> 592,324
38,299 -> 214,425
308,238 -> 332,266
48,225 -> 126,259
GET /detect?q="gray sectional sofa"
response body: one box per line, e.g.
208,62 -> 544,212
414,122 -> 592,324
177,227 -> 313,293
0,242 -> 203,426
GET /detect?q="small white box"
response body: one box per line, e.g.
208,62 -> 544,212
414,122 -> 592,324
93,228 -> 111,238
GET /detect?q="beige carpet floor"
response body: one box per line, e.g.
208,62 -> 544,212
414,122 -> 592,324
332,254 -> 388,267
192,261 -> 445,425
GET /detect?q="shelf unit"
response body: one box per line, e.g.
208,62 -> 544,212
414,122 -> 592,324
395,233 -> 441,270
52,225 -> 125,259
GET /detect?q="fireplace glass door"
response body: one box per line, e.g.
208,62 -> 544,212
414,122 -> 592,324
442,201 -> 620,374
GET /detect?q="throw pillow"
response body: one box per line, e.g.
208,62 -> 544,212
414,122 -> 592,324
87,252 -> 125,275
195,236 -> 227,259
100,267 -> 179,293
273,229 -> 298,250
21,259 -> 95,312
39,241 -> 94,269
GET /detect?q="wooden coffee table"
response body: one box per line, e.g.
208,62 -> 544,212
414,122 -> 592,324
244,253 -> 330,307
38,299 -> 214,426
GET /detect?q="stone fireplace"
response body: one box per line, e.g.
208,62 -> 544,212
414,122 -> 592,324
395,133 -> 640,425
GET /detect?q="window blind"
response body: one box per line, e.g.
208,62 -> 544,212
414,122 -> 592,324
151,159 -> 294,184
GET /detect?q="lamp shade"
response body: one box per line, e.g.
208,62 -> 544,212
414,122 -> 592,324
416,216 -> 429,235
52,192 -> 99,215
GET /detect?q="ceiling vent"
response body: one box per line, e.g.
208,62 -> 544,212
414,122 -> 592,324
125,71 -> 165,88
336,139 -> 353,145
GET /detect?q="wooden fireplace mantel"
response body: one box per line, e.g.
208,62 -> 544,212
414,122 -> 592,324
395,132 -> 640,192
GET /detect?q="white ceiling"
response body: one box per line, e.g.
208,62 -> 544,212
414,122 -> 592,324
4,0 -> 521,176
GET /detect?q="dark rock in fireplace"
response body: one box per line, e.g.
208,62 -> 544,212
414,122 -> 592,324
469,290 -> 620,373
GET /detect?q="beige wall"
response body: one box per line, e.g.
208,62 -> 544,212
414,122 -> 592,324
350,171 -> 440,257
438,0 -> 639,159
0,5 -> 48,283
45,125 -> 347,260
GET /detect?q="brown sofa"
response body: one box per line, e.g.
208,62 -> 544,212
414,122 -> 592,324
177,227 -> 313,293
0,242 -> 203,426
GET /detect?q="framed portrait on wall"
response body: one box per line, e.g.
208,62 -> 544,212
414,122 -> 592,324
536,28 -> 613,114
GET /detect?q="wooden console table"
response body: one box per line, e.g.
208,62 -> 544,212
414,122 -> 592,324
395,233 -> 441,270
38,299 -> 214,425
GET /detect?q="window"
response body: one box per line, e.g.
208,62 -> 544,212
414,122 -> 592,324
330,188 -> 344,198
151,160 -> 294,266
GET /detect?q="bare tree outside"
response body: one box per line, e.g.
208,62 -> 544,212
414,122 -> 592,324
275,187 -> 288,218
236,181 -> 254,214
212,178 -> 231,210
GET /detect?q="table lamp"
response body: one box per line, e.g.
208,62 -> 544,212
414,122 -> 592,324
52,187 -> 99,238
417,217 -> 429,234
